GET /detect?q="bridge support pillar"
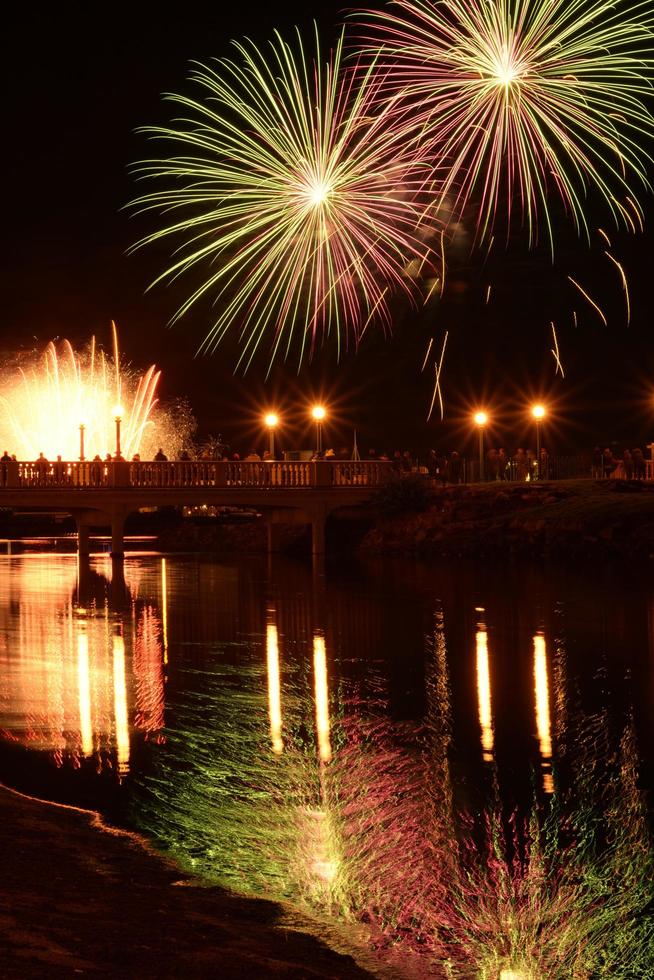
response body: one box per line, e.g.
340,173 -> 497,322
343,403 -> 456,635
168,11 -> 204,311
110,554 -> 128,607
311,506 -> 327,557
76,521 -> 90,558
267,523 -> 284,554
111,513 -> 126,558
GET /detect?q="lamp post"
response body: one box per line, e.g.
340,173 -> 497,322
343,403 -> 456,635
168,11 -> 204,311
79,423 -> 86,462
531,404 -> 546,478
474,411 -> 488,482
264,412 -> 278,458
311,405 -> 326,455
113,405 -> 123,460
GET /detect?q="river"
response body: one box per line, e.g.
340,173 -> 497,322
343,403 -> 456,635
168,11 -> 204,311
0,550 -> 652,977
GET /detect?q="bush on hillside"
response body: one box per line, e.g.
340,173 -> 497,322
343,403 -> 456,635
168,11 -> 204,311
374,474 -> 432,516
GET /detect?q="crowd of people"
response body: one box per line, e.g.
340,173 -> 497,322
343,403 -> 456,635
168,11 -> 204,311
1,443 -> 649,483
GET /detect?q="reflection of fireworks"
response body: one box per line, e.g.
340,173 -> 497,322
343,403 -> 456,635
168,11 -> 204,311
128,612 -> 654,978
358,0 -> 654,249
130,30 -> 437,368
0,327 -> 192,460
0,557 -> 166,773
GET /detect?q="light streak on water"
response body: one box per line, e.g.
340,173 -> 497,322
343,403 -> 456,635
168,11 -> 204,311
266,619 -> 283,755
533,633 -> 553,794
313,633 -> 331,763
77,631 -> 93,757
476,624 -> 494,761
161,558 -> 168,665
112,634 -> 130,776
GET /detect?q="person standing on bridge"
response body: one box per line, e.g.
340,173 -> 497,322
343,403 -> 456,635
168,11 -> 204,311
154,448 -> 168,461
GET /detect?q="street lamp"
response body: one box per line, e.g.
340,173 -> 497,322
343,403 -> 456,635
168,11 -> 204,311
311,405 -> 326,454
113,404 -> 123,460
79,423 -> 86,462
474,411 -> 488,482
264,412 -> 279,458
531,404 -> 546,478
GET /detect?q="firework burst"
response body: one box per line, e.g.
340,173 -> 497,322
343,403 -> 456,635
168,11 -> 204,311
130,28 -> 437,368
356,0 -> 654,249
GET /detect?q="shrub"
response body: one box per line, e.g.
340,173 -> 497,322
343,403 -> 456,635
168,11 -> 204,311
374,474 -> 432,516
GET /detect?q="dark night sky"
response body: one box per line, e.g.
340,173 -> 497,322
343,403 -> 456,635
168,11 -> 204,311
2,1 -> 653,455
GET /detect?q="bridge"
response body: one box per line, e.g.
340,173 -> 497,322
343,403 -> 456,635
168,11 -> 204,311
0,459 -> 395,558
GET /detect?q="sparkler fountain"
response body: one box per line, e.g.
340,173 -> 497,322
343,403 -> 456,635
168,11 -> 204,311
0,324 -> 191,461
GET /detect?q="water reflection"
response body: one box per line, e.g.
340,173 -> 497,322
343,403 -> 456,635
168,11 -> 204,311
312,632 -> 332,764
265,616 -> 283,756
0,554 -> 652,976
533,633 -> 553,794
475,616 -> 494,762
0,556 -> 165,776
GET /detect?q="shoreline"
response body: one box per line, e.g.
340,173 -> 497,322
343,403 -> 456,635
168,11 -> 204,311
358,478 -> 654,561
0,781 -> 375,978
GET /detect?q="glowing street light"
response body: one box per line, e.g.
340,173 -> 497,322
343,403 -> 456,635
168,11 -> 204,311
474,411 -> 488,481
79,422 -> 86,462
311,405 -> 326,454
531,404 -> 546,477
264,412 -> 279,458
113,404 -> 123,460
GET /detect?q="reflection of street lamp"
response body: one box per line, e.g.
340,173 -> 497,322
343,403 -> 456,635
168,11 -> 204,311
531,404 -> 546,477
474,411 -> 488,481
311,405 -> 326,454
79,423 -> 86,462
264,412 -> 279,458
113,405 -> 123,459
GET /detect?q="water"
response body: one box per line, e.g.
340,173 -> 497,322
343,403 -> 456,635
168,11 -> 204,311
0,551 -> 652,977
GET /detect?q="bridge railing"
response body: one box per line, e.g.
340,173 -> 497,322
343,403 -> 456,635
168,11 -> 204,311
8,461 -> 112,488
0,459 -> 397,490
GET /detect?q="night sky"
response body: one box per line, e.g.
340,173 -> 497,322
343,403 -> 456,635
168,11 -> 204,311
2,2 -> 653,456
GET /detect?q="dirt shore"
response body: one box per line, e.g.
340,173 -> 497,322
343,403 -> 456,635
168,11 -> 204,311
0,784 -> 374,979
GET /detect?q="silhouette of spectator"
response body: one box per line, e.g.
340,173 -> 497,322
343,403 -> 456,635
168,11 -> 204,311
515,448 -> 528,481
623,449 -> 634,480
486,447 -> 499,480
154,448 -> 168,462
633,447 -> 646,480
602,447 -> 615,478
539,447 -> 550,480
498,448 -> 508,481
449,451 -> 462,484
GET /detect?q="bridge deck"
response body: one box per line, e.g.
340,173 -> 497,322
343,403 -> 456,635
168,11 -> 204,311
0,460 -> 395,558
0,459 -> 394,491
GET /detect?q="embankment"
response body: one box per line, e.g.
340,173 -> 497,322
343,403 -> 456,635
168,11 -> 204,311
359,479 -> 654,561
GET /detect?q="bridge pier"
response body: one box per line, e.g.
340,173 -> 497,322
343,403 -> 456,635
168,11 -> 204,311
76,521 -> 91,558
311,513 -> 326,556
267,523 -> 285,553
110,512 -> 126,558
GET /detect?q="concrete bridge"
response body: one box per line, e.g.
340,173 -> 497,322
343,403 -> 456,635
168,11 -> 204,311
0,459 -> 395,557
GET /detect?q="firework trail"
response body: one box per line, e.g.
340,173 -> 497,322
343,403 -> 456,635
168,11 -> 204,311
356,0 -> 654,250
420,336 -> 434,372
604,250 -> 631,324
130,28 -> 438,368
567,275 -> 608,325
550,321 -> 564,376
426,330 -> 448,421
